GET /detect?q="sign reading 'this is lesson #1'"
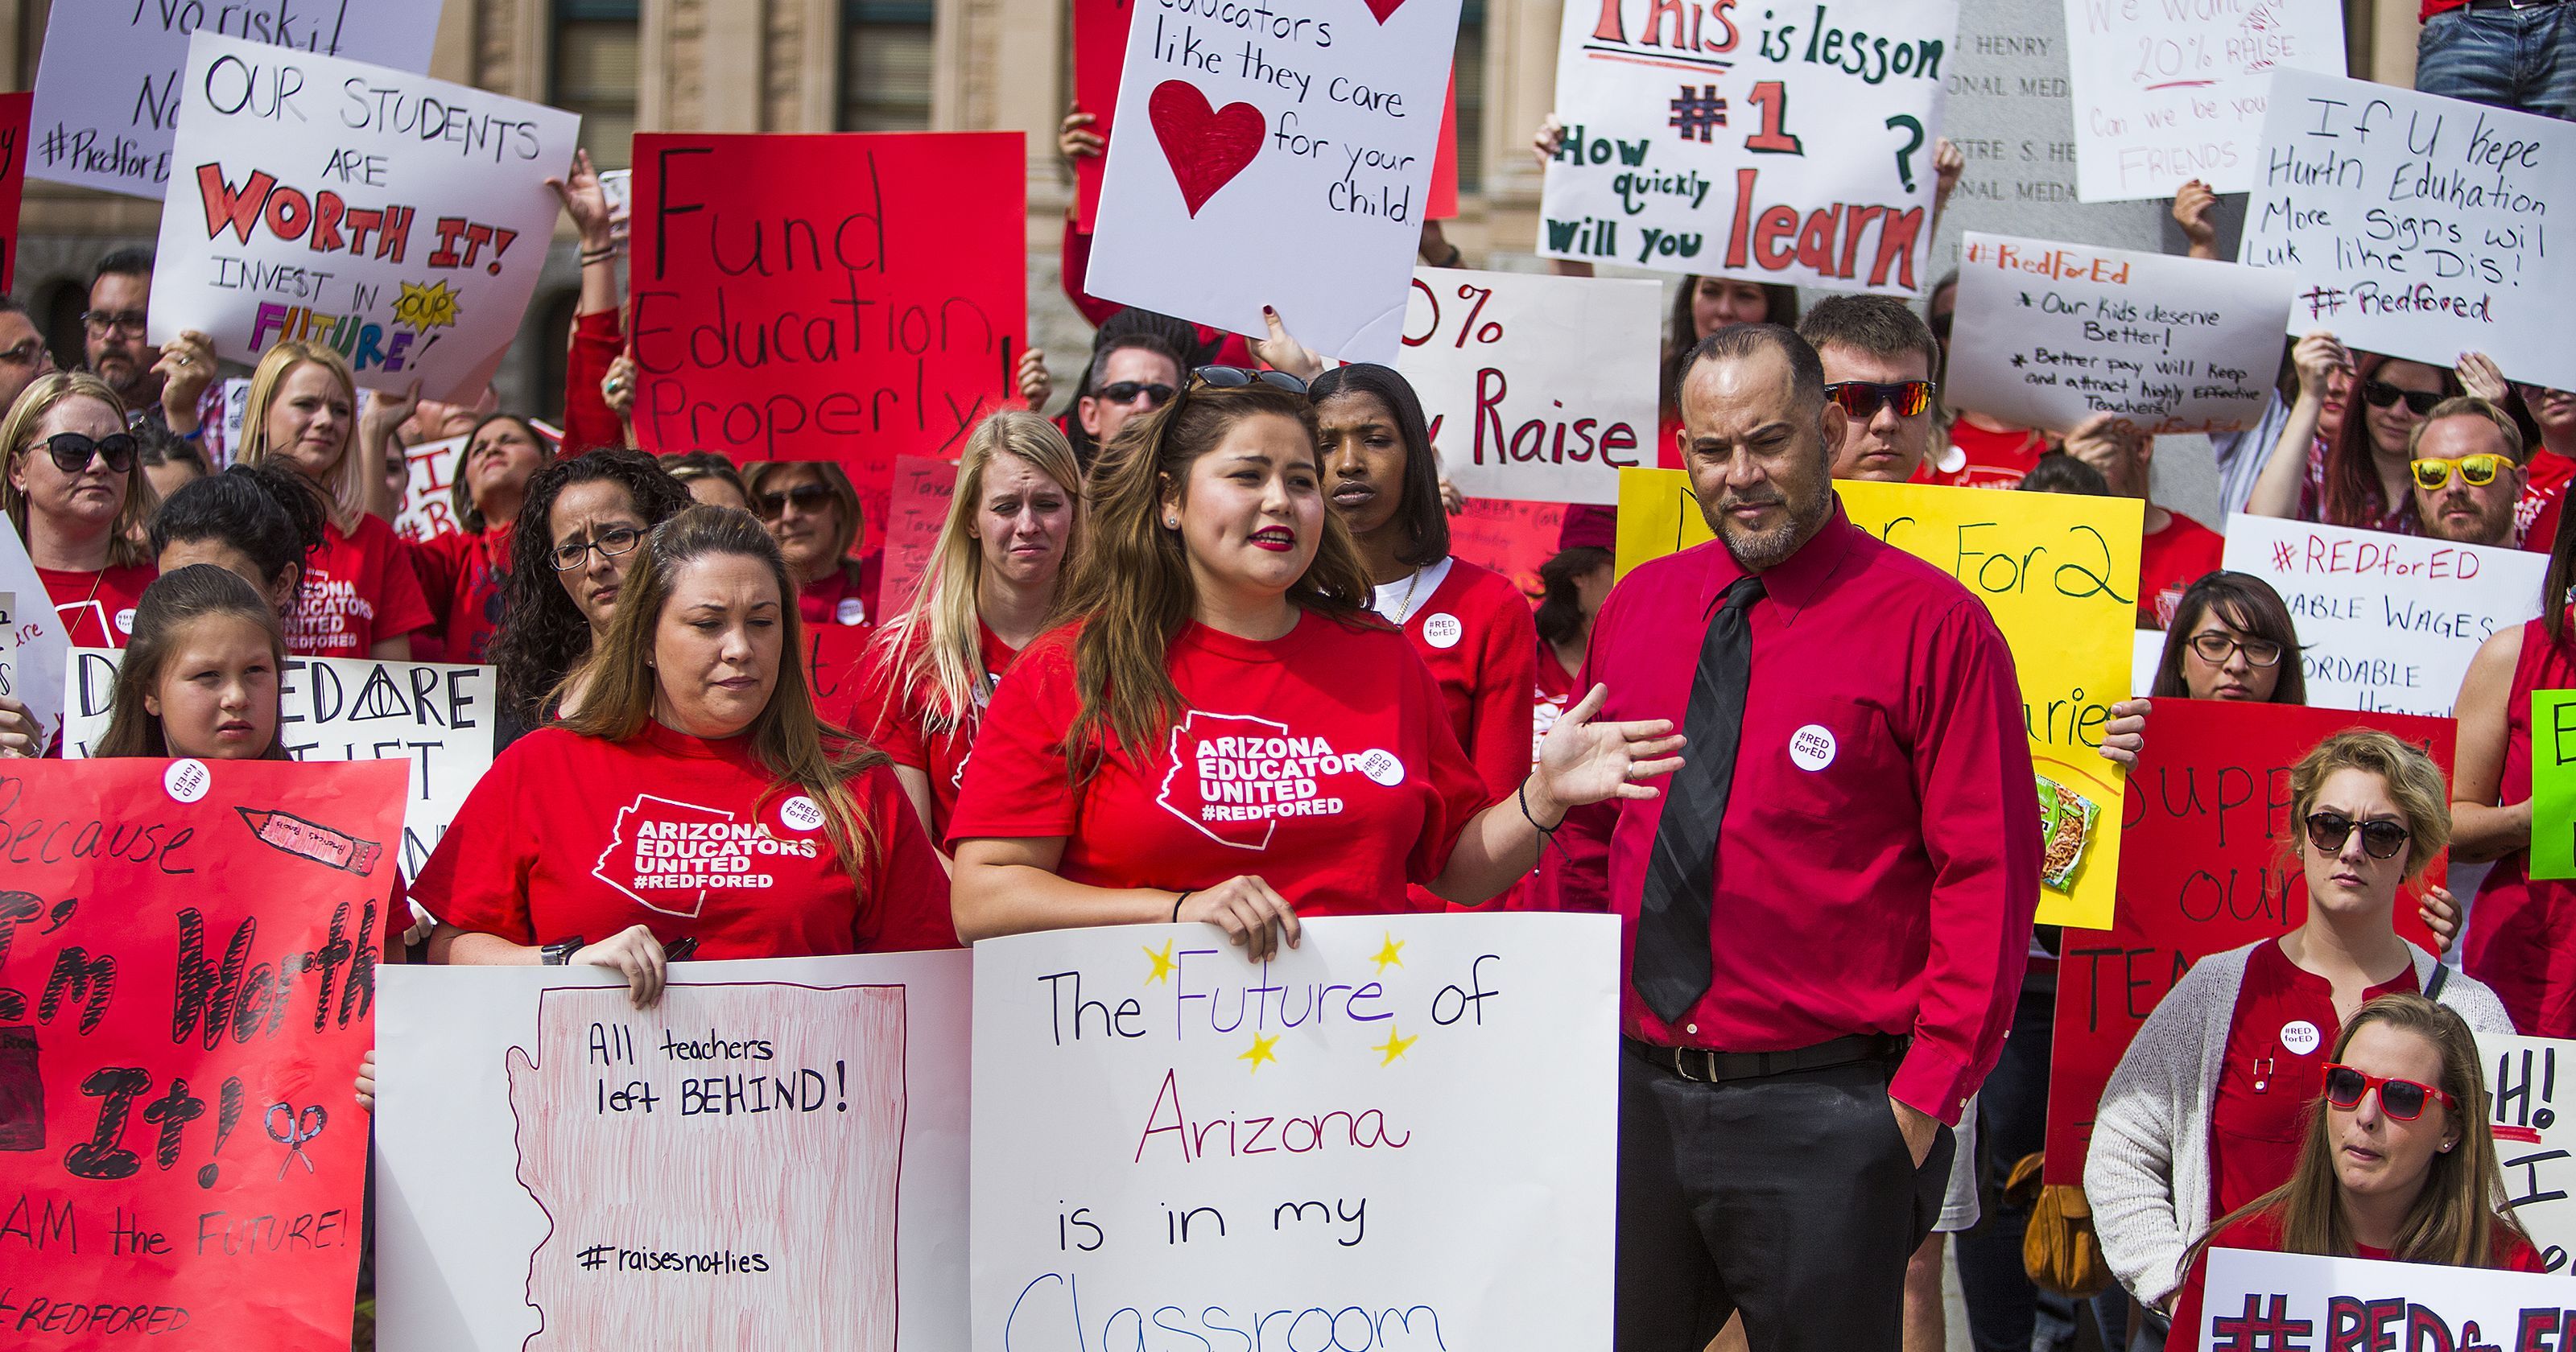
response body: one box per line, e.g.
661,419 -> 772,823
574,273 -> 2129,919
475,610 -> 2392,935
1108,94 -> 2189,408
1542,0 -> 1957,294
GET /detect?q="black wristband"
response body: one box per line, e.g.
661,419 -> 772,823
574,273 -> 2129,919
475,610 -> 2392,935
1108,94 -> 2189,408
1172,890 -> 1193,923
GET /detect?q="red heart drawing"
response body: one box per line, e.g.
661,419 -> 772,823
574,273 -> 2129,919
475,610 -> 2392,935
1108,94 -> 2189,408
1360,0 -> 1408,21
1148,80 -> 1264,217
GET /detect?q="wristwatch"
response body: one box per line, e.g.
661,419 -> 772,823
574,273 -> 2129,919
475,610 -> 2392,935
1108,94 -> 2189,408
540,937 -> 584,966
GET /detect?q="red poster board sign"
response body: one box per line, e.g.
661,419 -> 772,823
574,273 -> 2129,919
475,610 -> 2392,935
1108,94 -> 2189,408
1448,496 -> 1565,600
879,455 -> 960,620
0,92 -> 29,294
2044,701 -> 2451,1185
627,132 -> 1026,538
805,621 -> 879,732
0,758 -> 406,1346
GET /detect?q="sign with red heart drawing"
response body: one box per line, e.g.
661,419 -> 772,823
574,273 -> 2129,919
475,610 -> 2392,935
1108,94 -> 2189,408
1087,0 -> 1463,365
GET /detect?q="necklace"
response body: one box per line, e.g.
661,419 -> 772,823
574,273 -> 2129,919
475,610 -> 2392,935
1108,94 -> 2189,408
1388,567 -> 1427,625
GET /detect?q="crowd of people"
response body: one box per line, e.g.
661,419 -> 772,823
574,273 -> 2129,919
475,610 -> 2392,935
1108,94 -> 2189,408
9,30 -> 2576,1352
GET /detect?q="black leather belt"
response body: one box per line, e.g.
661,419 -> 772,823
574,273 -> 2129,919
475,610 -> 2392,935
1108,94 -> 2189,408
1624,1033 -> 1906,1084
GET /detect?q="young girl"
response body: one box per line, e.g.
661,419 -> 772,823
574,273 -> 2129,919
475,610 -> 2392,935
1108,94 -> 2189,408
93,565 -> 291,760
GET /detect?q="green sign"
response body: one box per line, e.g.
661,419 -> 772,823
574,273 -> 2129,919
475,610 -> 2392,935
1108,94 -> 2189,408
2532,690 -> 2576,880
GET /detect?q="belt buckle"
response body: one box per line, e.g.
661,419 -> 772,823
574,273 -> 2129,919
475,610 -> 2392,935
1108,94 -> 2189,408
1669,1046 -> 1708,1082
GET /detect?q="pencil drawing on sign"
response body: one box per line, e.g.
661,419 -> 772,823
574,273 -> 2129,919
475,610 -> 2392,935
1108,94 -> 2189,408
506,983 -> 909,1348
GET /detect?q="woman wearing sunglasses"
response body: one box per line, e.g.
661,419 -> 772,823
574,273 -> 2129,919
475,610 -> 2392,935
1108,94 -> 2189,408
2087,731 -> 2511,1336
2162,994 -> 2539,1350
2244,334 -> 2473,534
742,460 -> 880,630
948,368 -> 1683,958
2,373 -> 158,650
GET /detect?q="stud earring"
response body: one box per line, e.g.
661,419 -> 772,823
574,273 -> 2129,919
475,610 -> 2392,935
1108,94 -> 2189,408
1165,517 -> 1179,529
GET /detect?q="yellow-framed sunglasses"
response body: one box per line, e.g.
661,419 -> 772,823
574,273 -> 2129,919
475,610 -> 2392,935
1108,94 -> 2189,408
2409,453 -> 2515,491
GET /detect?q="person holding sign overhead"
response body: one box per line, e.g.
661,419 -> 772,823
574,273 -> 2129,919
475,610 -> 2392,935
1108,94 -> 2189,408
409,413 -> 556,663
2244,337 -> 2466,535
947,369 -> 1682,953
2,373 -> 156,650
488,449 -> 697,736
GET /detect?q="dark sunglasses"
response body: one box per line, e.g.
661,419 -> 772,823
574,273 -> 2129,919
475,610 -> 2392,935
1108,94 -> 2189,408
1825,379 -> 1937,420
1193,365 -> 1309,395
1099,380 -> 1176,407
2322,1063 -> 2456,1121
753,482 -> 836,518
35,431 -> 138,475
2302,811 -> 2410,860
2361,380 -> 2442,416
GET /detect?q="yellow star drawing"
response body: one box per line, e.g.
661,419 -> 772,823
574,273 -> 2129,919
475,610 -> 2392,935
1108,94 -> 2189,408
1373,1024 -> 1418,1066
1142,939 -> 1177,984
1239,1032 -> 1281,1073
1369,933 -> 1405,974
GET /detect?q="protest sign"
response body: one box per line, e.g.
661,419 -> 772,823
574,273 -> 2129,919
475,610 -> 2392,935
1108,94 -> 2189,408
2201,1248 -> 2574,1348
376,950 -> 971,1351
1074,0 -> 1133,233
2479,1032 -> 2576,1270
0,91 -> 27,292
0,593 -> 13,707
1617,469 -> 2140,926
629,132 -> 1024,530
805,623 -> 881,733
1540,0 -> 1957,295
2043,700 -> 2448,1183
146,34 -> 579,402
1085,0 -> 1463,364
0,757 -> 404,1346
2062,0 -> 2343,203
2537,692 -> 2576,883
972,913 -> 1617,1352
879,455 -> 960,619
2221,513 -> 2545,717
1395,269 -> 1660,505
392,435 -> 469,543
2242,72 -> 2574,391
25,1 -> 445,201
60,648 -> 496,877
0,522 -> 71,750
1448,497 -> 1567,600
1946,233 -> 2297,435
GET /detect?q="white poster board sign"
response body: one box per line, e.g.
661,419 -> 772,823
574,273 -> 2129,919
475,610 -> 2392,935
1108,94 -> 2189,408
1396,268 -> 1662,505
2242,71 -> 2572,392
394,434 -> 469,542
972,913 -> 1619,1352
1540,0 -> 1957,295
2479,1032 -> 2576,1272
378,952 -> 971,1351
25,0 -> 445,200
2062,0 -> 2343,202
0,525 -> 70,748
149,33 -> 580,402
0,592 -> 14,722
1947,233 -> 2297,435
60,647 -> 495,875
2220,513 -> 2545,717
1086,0 -> 1463,364
2201,1248 -> 2576,1346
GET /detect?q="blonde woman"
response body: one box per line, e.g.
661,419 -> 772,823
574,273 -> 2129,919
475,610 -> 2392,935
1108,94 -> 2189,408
2,372 -> 157,649
230,341 -> 429,658
854,410 -> 1083,845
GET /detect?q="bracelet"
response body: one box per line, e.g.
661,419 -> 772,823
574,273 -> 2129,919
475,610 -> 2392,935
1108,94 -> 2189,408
1518,781 -> 1563,857
580,245 -> 617,265
1171,890 -> 1193,923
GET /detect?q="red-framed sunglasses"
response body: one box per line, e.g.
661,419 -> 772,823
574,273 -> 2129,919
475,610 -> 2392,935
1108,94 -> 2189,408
2322,1063 -> 2457,1120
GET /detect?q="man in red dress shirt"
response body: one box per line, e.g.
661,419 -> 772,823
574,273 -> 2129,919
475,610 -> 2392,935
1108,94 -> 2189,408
1559,325 -> 2041,1351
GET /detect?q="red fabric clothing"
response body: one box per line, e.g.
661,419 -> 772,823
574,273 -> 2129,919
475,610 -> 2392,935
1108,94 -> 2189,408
1401,560 -> 1538,797
285,514 -> 434,660
852,618 -> 1023,842
2465,616 -> 2576,1036
36,562 -> 156,648
2516,447 -> 2573,551
2208,940 -> 2419,1221
949,612 -> 1496,913
2167,1208 -> 2543,1352
799,557 -> 886,630
2418,0 -> 2471,18
1657,409 -> 1685,471
1534,635 -> 1582,769
406,521 -> 513,665
1919,420 -> 2046,489
1556,505 -> 2041,1123
2139,511 -> 2227,628
2299,439 -> 2415,534
562,308 -> 627,455
413,721 -> 956,957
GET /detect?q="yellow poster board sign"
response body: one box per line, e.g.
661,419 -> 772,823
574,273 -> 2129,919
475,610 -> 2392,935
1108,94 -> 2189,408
1614,468 -> 2143,929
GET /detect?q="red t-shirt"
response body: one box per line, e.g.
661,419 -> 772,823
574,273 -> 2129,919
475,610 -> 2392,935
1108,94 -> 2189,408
2209,940 -> 2419,1222
2138,511 -> 2227,628
1399,561 -> 1538,798
2168,1207 -> 2542,1352
407,521 -> 513,665
1918,419 -> 2046,489
1534,635 -> 1582,769
37,562 -> 156,648
2516,447 -> 2573,552
852,618 -> 1022,842
413,721 -> 956,958
948,612 -> 1496,913
799,556 -> 886,630
289,514 -> 434,659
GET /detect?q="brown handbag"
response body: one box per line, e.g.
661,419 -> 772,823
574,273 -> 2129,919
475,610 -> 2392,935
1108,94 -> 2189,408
2015,1154 -> 2113,1299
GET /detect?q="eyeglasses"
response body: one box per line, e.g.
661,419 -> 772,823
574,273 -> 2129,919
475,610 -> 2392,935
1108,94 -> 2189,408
1098,381 -> 1175,407
2303,811 -> 2411,860
1192,365 -> 1309,395
551,526 -> 644,571
2410,453 -> 2514,491
80,309 -> 149,336
2362,380 -> 2442,417
2322,1064 -> 2457,1121
0,339 -> 49,369
2186,631 -> 2283,668
33,431 -> 138,475
753,482 -> 836,518
1824,379 -> 1938,420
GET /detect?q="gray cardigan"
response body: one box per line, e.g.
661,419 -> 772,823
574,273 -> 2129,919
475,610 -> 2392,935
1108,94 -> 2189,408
2082,941 -> 2512,1309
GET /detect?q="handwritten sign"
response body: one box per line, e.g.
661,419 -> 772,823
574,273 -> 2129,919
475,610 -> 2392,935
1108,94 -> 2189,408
971,913 -> 1617,1352
0,757 -> 404,1344
1541,0 -> 1956,295
879,455 -> 960,619
375,951 -> 970,1350
0,91 -> 27,291
0,593 -> 14,710
1395,269 -> 1660,505
2202,1249 -> 2574,1349
1617,469 -> 2139,926
1086,0 -> 1464,363
2534,691 -> 2576,883
1947,232 -> 2297,434
2220,513 -> 2545,717
2062,0 -> 2343,202
807,623 -> 880,733
146,34 -> 579,402
1449,497 -> 1568,600
61,648 -> 496,877
0,522 -> 71,749
392,435 -> 468,542
2479,1032 -> 2576,1271
2044,701 -> 2448,1183
2243,71 -> 2573,391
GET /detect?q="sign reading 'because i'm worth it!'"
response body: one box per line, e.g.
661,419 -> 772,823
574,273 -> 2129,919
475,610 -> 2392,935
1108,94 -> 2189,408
1542,0 -> 1957,294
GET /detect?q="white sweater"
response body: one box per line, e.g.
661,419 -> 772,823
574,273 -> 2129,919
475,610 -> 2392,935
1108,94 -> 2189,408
2082,941 -> 2512,1309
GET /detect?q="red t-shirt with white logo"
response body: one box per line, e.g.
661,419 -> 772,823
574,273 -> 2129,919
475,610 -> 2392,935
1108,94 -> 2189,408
1397,560 -> 1538,798
413,720 -> 957,957
290,514 -> 434,659
851,618 -> 1022,841
1533,635 -> 1582,769
38,562 -> 156,648
2136,510 -> 2226,628
1917,419 -> 2046,490
948,612 -> 1497,913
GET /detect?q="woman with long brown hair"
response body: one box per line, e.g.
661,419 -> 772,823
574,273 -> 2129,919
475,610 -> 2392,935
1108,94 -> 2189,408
2,372 -> 158,649
409,411 -> 555,662
92,565 -> 292,761
2149,572 -> 2310,706
2245,335 -> 2467,533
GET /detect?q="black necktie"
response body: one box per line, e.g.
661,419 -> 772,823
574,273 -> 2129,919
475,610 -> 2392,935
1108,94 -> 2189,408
1633,575 -> 1765,1026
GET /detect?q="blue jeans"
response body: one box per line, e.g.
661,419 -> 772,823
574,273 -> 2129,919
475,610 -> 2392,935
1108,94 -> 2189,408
2417,3 -> 2576,122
